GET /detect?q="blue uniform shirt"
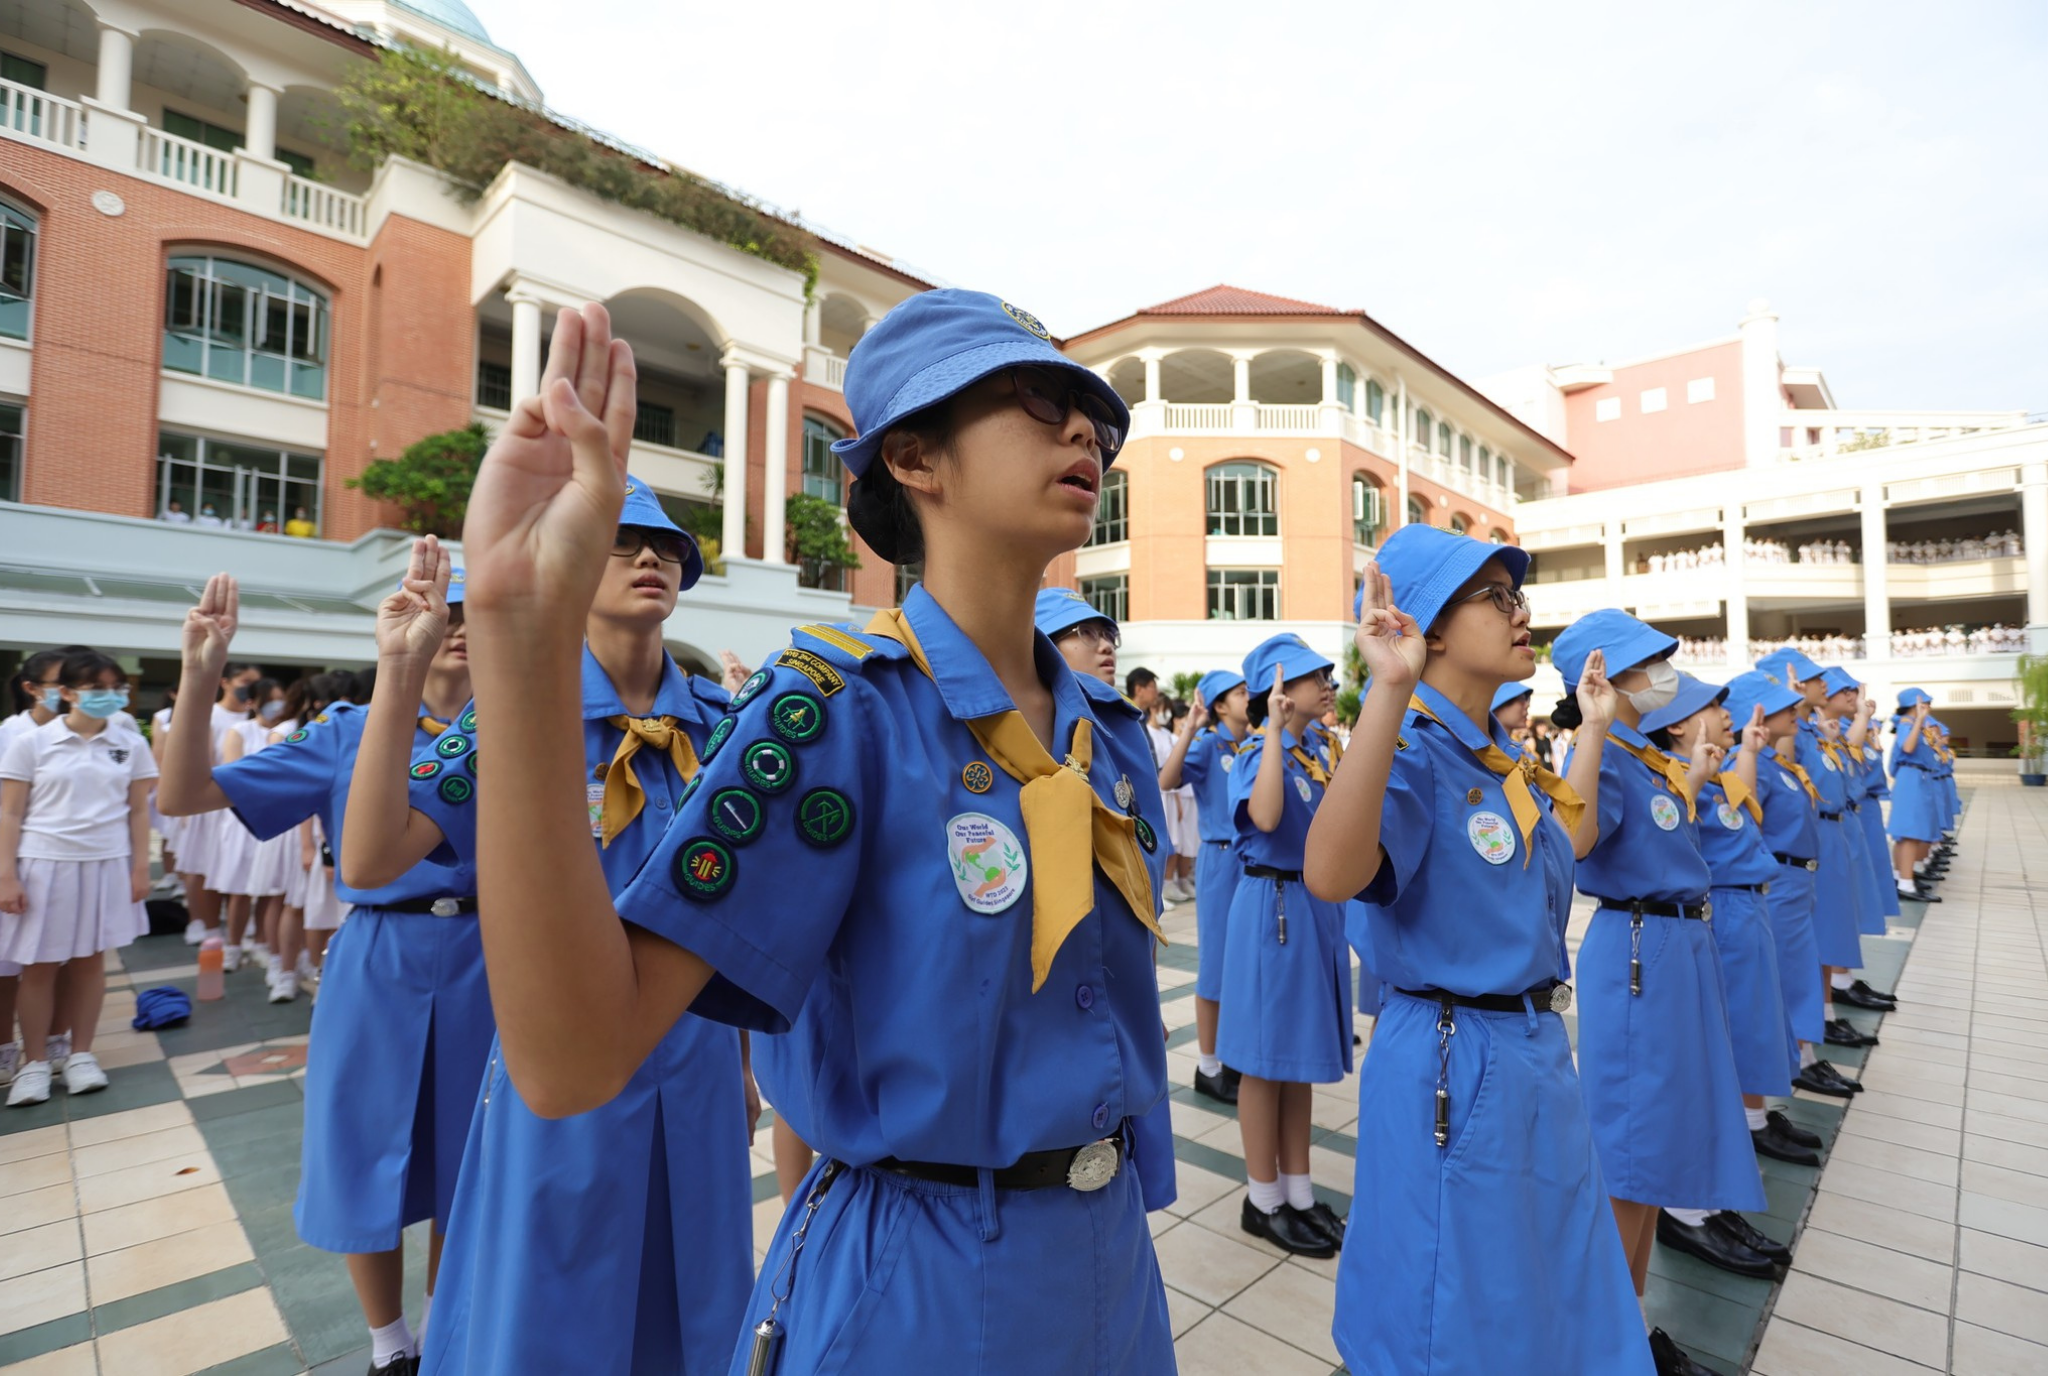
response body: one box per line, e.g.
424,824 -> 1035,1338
1179,726 -> 1244,845
1569,720 -> 1711,905
1862,742 -> 1890,800
1756,746 -> 1819,860
1228,727 -> 1324,869
1356,683 -> 1575,995
613,585 -> 1170,1168
214,702 -> 475,906
1695,777 -> 1778,887
1795,718 -> 1850,815
1890,724 -> 1932,776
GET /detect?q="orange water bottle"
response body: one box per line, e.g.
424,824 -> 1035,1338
196,936 -> 225,1001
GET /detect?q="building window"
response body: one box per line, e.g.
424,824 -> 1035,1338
1365,378 -> 1385,424
1406,495 -> 1428,527
1336,362 -> 1356,410
633,401 -> 677,449
0,203 -> 33,341
0,401 -> 21,502
1495,453 -> 1510,488
476,359 -> 512,410
1437,421 -> 1452,456
1352,474 -> 1384,545
1207,461 -> 1278,537
1413,407 -> 1431,446
1641,387 -> 1667,414
895,560 -> 923,605
802,416 -> 845,503
155,430 -> 322,534
1687,377 -> 1716,404
2,51 -> 48,90
1089,469 -> 1128,545
1490,528 -> 1511,545
1081,573 -> 1128,623
163,109 -> 314,178
1460,435 -> 1475,470
164,255 -> 328,400
798,558 -> 844,593
1207,568 -> 1279,621
1595,396 -> 1621,422
1449,513 -> 1469,536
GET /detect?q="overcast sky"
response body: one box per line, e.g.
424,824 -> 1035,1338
471,0 -> 2046,411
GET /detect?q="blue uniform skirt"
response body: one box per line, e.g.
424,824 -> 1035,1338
1707,887 -> 1793,1096
1940,774 -> 1959,830
421,1016 -> 753,1376
1335,993 -> 1652,1376
1810,820 -> 1866,967
1576,908 -> 1767,1211
1216,873 -> 1352,1083
1765,865 -> 1824,1052
737,1150 -> 1173,1376
1842,807 -> 1890,935
1859,804 -> 1901,919
1888,768 -> 1941,843
1191,841 -> 1237,1003
294,908 -> 494,1253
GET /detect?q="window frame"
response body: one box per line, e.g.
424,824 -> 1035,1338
1205,460 -> 1279,537
1206,567 -> 1280,621
162,254 -> 329,401
1406,495 -> 1429,528
1088,469 -> 1128,546
801,415 -> 847,504
1080,573 -> 1128,624
0,399 -> 23,503
1365,378 -> 1385,424
0,201 -> 34,342
154,428 -> 324,535
1351,473 -> 1384,546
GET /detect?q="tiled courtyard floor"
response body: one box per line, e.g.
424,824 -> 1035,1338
2,782 -> 2039,1373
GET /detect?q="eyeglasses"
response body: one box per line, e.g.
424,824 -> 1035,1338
1055,621 -> 1121,650
611,527 -> 694,565
1447,582 -> 1529,617
1009,368 -> 1123,455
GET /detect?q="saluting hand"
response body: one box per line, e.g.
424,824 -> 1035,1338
1740,704 -> 1770,754
718,650 -> 752,694
1354,563 -> 1424,691
1576,648 -> 1618,733
1182,695 -> 1210,736
376,536 -> 452,664
181,573 -> 239,677
1267,664 -> 1294,731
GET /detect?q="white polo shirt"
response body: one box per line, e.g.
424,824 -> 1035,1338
0,717 -> 159,861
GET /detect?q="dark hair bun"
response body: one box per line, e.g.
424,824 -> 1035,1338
1550,695 -> 1585,729
847,471 -> 924,566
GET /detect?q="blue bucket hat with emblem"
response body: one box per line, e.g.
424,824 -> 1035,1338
1198,669 -> 1246,709
398,567 -> 465,604
1754,645 -> 1826,686
1242,633 -> 1334,694
616,476 -> 704,591
1639,672 -> 1728,736
1896,686 -> 1932,711
1490,680 -> 1535,712
1723,670 -> 1803,727
1360,523 -> 1531,634
1552,609 -> 1677,692
830,289 -> 1130,479
1033,587 -> 1114,639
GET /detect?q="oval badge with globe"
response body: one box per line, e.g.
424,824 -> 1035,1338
1466,810 -> 1515,865
946,812 -> 1027,914
1649,793 -> 1682,831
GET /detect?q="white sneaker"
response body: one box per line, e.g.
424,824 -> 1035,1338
46,1031 -> 70,1073
295,951 -> 315,982
62,1051 -> 108,1095
222,944 -> 243,973
184,918 -> 207,945
267,970 -> 298,1004
1173,878 -> 1197,904
248,941 -> 268,964
6,1061 -> 50,1107
0,1042 -> 18,1087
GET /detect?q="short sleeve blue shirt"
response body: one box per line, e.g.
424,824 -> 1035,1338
1355,683 -> 1576,996
1178,727 -> 1244,845
613,586 -> 1170,1169
1795,719 -> 1850,814
1861,743 -> 1890,800
1569,721 -> 1711,905
1695,777 -> 1778,887
1756,747 -> 1818,860
1227,728 -> 1323,869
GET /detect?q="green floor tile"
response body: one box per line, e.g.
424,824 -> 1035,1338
1640,1274 -> 1759,1365
0,1313 -> 93,1367
61,1058 -> 182,1121
1758,1169 -> 1813,1224
198,1342 -> 307,1376
93,1262 -> 265,1336
188,1078 -> 304,1122
1648,1240 -> 1777,1305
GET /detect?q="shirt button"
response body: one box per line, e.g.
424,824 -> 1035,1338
1091,1103 -> 1110,1131
1074,984 -> 1095,1010
655,797 -> 669,810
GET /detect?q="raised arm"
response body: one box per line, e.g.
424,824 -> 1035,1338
1733,705 -> 1766,791
1562,650 -> 1614,858
1247,665 -> 1294,834
158,576 -> 236,817
1845,694 -> 1872,751
1156,695 -> 1208,791
1680,731 -> 1719,806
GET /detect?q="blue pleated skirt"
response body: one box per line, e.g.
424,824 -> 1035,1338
1192,841 -> 1236,1003
1334,993 -> 1653,1376
1860,803 -> 1901,919
294,908 -> 495,1254
1576,907 -> 1767,1211
1216,873 -> 1353,1083
1842,807 -> 1890,935
1888,768 -> 1941,843
1766,865 -> 1824,1052
1707,886 -> 1793,1096
1810,821 -> 1867,966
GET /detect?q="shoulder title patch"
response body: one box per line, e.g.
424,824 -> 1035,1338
775,648 -> 846,697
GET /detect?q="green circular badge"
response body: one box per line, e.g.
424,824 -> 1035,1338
702,715 -> 736,762
675,837 -> 736,901
679,773 -> 704,810
795,788 -> 855,848
436,733 -> 472,759
286,729 -> 310,744
741,740 -> 796,794
459,707 -> 477,732
410,760 -> 441,780
730,670 -> 772,712
466,752 -> 479,776
768,693 -> 825,745
438,775 -> 474,806
708,788 -> 765,845
1133,815 -> 1157,854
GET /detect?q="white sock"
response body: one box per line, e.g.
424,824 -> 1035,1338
1197,1052 -> 1222,1078
1247,1176 -> 1285,1214
1280,1172 -> 1316,1211
1830,973 -> 1852,991
1665,1207 -> 1711,1227
370,1317 -> 414,1368
1745,1106 -> 1768,1131
1799,1043 -> 1818,1069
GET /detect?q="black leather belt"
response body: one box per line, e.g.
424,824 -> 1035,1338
1591,897 -> 1711,921
380,896 -> 479,916
1715,882 -> 1770,894
1773,852 -> 1818,871
1818,810 -> 1842,821
1205,840 -> 1230,850
1244,864 -> 1302,882
873,1129 -> 1128,1192
1399,982 -> 1573,1015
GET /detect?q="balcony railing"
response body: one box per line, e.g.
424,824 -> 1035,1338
1255,403 -> 1320,431
1778,409 -> 2031,463
283,174 -> 365,237
142,125 -> 238,196
0,75 -> 83,151
803,345 -> 847,391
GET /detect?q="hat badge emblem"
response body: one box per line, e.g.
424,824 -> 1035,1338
1000,301 -> 1050,340
623,482 -> 637,495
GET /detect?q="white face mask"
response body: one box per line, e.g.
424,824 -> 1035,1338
259,701 -> 286,721
1625,659 -> 1680,714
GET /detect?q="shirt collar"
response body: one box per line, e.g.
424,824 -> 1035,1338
578,643 -> 702,724
1609,718 -> 1650,748
901,583 -> 1074,723
1412,681 -> 1521,757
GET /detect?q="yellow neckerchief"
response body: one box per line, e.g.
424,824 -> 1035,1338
1770,749 -> 1821,804
418,714 -> 449,737
1323,732 -> 1345,768
1604,732 -> 1699,822
864,609 -> 1160,992
1817,735 -> 1852,774
601,717 -> 702,847
1717,772 -> 1763,824
1410,696 -> 1584,869
1286,741 -> 1332,786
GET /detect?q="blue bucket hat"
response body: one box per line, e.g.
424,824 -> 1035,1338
1896,687 -> 1932,711
1552,609 -> 1677,691
1819,667 -> 1862,698
1754,645 -> 1826,687
1197,669 -> 1246,709
1034,587 -> 1114,639
1639,672 -> 1728,735
131,985 -> 192,1030
1360,524 -> 1531,632
617,476 -> 704,591
1242,633 -> 1334,695
1491,681 -> 1534,712
830,289 -> 1130,479
397,567 -> 465,604
1723,670 -> 1804,727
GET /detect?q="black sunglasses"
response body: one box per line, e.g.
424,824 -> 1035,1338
611,527 -> 693,565
1055,620 -> 1122,650
1009,368 -> 1123,454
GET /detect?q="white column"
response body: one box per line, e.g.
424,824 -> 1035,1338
1603,518 -> 1626,589
720,357 -> 752,561
508,291 -> 544,406
2023,459 -> 2048,629
1232,354 -> 1251,403
95,23 -> 135,110
1738,299 -> 1782,468
242,83 -> 279,162
1723,504 -> 1750,670
1859,478 -> 1891,670
1395,376 -> 1411,524
803,298 -> 822,348
762,370 -> 792,566
1318,354 -> 1345,435
1142,354 -> 1161,403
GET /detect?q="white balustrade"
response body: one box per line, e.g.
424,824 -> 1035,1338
1163,402 -> 1234,430
1777,409 -> 2030,463
1254,403 -> 1319,431
0,76 -> 83,150
140,126 -> 238,197
802,345 -> 847,391
282,174 -> 366,237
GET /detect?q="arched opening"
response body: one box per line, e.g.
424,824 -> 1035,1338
1448,512 -> 1473,537
816,292 -> 868,358
133,31 -> 251,190
1490,528 -> 1512,546
1406,495 -> 1429,528
277,86 -> 365,191
1105,356 -> 1144,408
1157,348 -> 1233,404
1206,460 -> 1278,537
163,251 -> 330,399
558,290 -> 726,457
0,2 -> 99,103
1246,348 -> 1320,405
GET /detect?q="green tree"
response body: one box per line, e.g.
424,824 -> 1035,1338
787,493 -> 861,589
348,423 -> 488,536
1170,672 -> 1202,703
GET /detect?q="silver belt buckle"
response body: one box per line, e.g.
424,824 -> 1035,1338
1701,900 -> 1713,923
430,898 -> 462,917
1547,983 -> 1574,1014
1066,1139 -> 1120,1192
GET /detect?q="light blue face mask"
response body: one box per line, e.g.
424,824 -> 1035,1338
41,687 -> 64,713
74,688 -> 130,720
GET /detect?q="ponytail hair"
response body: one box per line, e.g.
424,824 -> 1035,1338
845,398 -> 955,567
1244,687 -> 1275,729
1551,694 -> 1585,730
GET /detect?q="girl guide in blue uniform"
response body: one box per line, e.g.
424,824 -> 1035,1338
1219,632 -> 1351,1259
1553,610 -> 1767,1322
1490,678 -> 1535,738
1157,666 -> 1250,1106
1816,668 -> 1894,937
157,569 -> 488,1375
339,497 -> 752,1375
1888,689 -> 1944,900
1303,527 -> 1656,1376
448,295 -> 1179,1375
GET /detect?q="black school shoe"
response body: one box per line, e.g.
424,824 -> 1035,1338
368,1356 -> 419,1376
1299,1199 -> 1347,1248
1649,1327 -> 1717,1376
1194,1065 -> 1240,1105
1768,1109 -> 1824,1149
1655,1211 -> 1781,1278
1850,978 -> 1899,1007
1240,1198 -> 1337,1258
1709,1210 -> 1793,1264
1836,982 -> 1896,1012
1794,1060 -> 1863,1097
1752,1116 -> 1822,1166
1825,1018 -> 1879,1048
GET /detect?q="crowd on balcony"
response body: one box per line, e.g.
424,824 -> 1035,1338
1890,623 -> 2027,657
1671,636 -> 1729,662
1885,531 -> 2024,564
1748,633 -> 1865,662
1792,539 -> 1858,565
1639,544 -> 1726,573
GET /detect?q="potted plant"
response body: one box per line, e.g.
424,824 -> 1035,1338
2015,653 -> 2048,786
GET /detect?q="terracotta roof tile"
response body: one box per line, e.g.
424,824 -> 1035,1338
1139,285 -> 1345,316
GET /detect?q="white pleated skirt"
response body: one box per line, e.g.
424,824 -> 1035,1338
0,857 -> 146,964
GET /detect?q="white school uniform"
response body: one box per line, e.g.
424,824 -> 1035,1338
0,717 -> 157,962
211,720 -> 293,897
178,704 -> 249,884
290,814 -> 350,932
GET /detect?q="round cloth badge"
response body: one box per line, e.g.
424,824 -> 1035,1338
410,760 -> 442,780
1822,754 -> 1839,772
438,775 -> 474,806
961,761 -> 994,794
702,715 -> 736,762
466,752 -> 479,776
741,740 -> 796,794
1133,814 -> 1157,854
675,837 -> 737,901
1000,301 -> 1050,339
1293,775 -> 1313,804
1113,776 -> 1135,811
796,788 -> 855,848
707,788 -> 764,845
436,733 -> 471,760
678,774 -> 704,810
286,729 -> 310,744
946,812 -> 1028,914
1220,753 -> 1235,773
459,707 -> 477,732
730,670 -> 771,712
1649,793 -> 1682,831
769,692 -> 825,745
1466,810 -> 1516,866
1717,801 -> 1744,831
